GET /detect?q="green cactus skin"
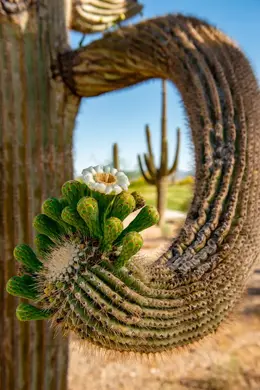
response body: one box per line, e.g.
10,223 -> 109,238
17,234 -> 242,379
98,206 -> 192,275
6,276 -> 39,301
42,197 -> 73,234
102,217 -> 123,251
77,196 -> 101,237
16,304 -> 53,322
115,232 -> 143,268
137,80 -> 181,226
7,179 -> 158,352
35,234 -> 56,258
109,191 -> 136,221
61,180 -> 89,208
61,206 -> 89,235
115,205 -> 159,244
14,244 -> 43,272
131,191 -> 146,211
113,143 -> 120,170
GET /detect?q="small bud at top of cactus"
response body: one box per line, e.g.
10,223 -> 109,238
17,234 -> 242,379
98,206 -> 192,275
82,165 -> 130,195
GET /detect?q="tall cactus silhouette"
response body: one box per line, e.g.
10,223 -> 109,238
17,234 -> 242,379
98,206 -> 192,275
138,80 -> 181,226
113,143 -> 120,170
0,1 -> 142,389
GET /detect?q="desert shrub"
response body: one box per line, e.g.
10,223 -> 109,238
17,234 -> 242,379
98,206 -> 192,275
176,175 -> 194,186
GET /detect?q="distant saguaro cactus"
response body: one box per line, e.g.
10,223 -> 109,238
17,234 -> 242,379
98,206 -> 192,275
113,143 -> 120,170
138,80 -> 181,226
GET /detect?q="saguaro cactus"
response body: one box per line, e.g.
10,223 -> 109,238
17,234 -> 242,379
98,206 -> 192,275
5,14 -> 260,358
0,1 -> 142,389
113,142 -> 120,170
138,80 -> 181,226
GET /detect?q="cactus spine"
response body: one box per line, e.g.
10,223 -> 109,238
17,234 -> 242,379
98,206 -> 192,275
113,143 -> 120,170
138,80 -> 181,226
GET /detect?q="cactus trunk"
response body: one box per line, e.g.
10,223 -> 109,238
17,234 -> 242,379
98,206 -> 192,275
0,2 -> 80,389
156,176 -> 168,227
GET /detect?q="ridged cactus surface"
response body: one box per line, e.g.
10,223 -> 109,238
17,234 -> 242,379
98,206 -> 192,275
0,0 -> 143,388
7,168 -> 161,352
59,14 -> 260,353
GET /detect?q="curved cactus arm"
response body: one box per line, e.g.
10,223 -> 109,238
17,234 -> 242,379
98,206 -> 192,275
168,127 -> 181,176
143,153 -> 156,178
145,125 -> 157,174
57,14 -> 260,352
70,0 -> 143,34
137,154 -> 155,185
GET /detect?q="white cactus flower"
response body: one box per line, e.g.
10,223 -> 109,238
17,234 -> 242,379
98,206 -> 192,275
82,165 -> 130,195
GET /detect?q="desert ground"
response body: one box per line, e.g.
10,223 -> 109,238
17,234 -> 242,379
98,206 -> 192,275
68,212 -> 260,390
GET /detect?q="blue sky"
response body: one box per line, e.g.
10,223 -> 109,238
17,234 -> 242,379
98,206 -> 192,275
70,0 -> 260,177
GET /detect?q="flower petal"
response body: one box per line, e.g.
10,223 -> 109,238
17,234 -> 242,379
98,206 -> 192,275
82,168 -> 91,176
116,175 -> 128,184
94,165 -> 103,173
121,183 -> 129,191
116,171 -> 130,185
104,165 -> 111,173
115,171 -> 125,177
83,173 -> 94,183
112,184 -> 122,194
111,168 -> 118,175
95,183 -> 106,193
87,182 -> 96,190
105,185 -> 113,194
82,166 -> 96,176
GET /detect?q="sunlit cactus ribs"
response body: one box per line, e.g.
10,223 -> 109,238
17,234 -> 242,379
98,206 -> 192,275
6,165 -> 159,343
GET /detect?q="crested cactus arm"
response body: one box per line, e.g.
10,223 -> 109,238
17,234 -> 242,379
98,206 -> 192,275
137,154 -> 155,185
58,15 -> 260,351
69,0 -> 143,34
168,127 -> 181,176
143,153 -> 156,178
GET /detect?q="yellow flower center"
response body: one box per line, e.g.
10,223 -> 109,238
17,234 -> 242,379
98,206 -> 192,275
95,172 -> 116,185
